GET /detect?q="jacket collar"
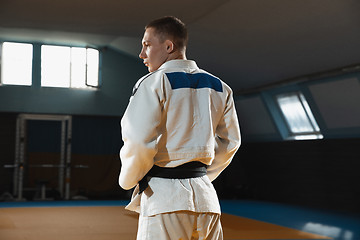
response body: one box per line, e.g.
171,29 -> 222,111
158,59 -> 198,71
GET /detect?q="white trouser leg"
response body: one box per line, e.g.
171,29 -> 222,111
137,211 -> 223,240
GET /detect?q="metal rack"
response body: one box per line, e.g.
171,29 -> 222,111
10,114 -> 72,200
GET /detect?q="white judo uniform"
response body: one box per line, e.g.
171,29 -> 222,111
119,59 -> 241,239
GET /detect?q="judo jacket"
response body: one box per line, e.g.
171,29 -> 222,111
119,59 -> 241,191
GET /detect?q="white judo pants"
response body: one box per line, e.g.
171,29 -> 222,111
136,211 -> 223,240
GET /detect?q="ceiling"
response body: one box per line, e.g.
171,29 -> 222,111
1,0 -> 360,94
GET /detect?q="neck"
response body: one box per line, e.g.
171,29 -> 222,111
167,50 -> 187,61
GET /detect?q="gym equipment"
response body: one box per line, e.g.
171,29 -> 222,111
7,114 -> 72,200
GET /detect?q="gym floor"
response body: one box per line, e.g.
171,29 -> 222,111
0,200 -> 359,240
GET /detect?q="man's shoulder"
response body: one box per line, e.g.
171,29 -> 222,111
191,69 -> 233,94
133,69 -> 167,96
138,69 -> 165,85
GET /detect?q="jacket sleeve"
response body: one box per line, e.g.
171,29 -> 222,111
119,76 -> 164,190
207,89 -> 241,182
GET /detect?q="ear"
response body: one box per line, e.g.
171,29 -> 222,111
165,40 -> 175,53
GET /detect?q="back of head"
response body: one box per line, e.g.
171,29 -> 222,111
145,16 -> 188,52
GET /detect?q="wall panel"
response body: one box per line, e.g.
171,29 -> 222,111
309,77 -> 360,129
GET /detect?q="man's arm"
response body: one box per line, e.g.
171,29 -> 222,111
119,77 -> 164,190
207,90 -> 241,182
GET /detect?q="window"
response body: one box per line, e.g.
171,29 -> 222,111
0,42 -> 33,86
41,45 -> 99,88
276,92 -> 323,140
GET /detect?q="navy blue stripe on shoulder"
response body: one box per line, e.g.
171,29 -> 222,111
165,72 -> 223,92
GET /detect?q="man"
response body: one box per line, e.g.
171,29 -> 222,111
119,16 -> 241,240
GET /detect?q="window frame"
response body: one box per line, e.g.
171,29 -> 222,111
85,47 -> 100,88
275,91 -> 323,140
0,41 -> 34,86
0,41 -> 101,89
41,44 -> 100,89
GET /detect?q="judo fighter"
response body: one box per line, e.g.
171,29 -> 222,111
119,16 -> 241,240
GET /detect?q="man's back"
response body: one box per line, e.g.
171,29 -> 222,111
119,16 -> 241,240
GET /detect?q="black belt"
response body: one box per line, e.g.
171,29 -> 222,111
138,161 -> 207,194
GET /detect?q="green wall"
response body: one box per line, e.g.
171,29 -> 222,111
0,44 -> 147,117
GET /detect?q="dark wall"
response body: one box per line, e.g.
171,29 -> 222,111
214,139 -> 360,214
0,113 -> 128,200
2,112 -> 360,215
236,74 -> 360,142
0,113 -> 17,194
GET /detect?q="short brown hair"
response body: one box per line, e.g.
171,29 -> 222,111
145,16 -> 188,51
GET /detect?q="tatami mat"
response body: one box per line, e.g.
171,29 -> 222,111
0,203 -> 332,240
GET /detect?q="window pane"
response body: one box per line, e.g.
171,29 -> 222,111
299,93 -> 320,132
41,45 -> 99,89
86,48 -> 99,87
41,45 -> 71,87
70,47 -> 86,88
277,94 -> 314,133
1,42 -> 33,86
293,134 -> 323,140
